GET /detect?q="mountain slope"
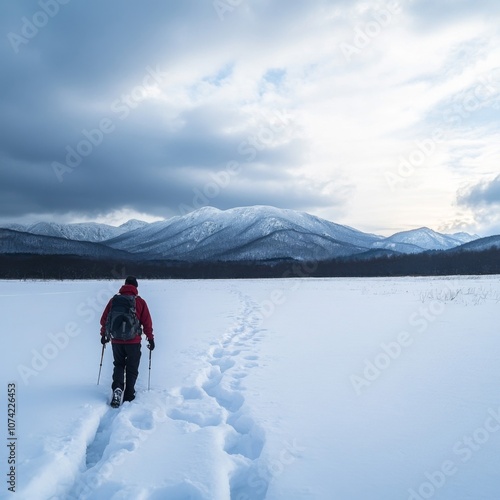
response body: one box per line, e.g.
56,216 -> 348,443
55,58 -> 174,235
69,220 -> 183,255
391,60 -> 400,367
373,227 -> 475,253
0,228 -> 136,259
2,220 -> 149,243
0,206 -> 482,262
448,235 -> 500,253
104,206 -> 383,261
450,232 -> 480,244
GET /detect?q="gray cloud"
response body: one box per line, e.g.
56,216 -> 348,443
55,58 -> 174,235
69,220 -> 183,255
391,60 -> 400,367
1,0 -> 499,235
407,0 -> 500,29
2,0 -> 342,223
458,175 -> 500,207
0,90 -> 312,217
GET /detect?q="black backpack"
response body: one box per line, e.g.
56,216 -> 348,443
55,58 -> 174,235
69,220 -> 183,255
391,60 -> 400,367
105,294 -> 141,341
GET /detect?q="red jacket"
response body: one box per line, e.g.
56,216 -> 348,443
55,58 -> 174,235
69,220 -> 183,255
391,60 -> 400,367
100,284 -> 154,344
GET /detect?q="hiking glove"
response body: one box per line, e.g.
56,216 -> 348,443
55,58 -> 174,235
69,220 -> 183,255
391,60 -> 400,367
148,339 -> 155,351
101,335 -> 109,345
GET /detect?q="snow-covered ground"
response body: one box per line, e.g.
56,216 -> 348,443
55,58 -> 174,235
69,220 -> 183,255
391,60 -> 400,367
1,276 -> 500,499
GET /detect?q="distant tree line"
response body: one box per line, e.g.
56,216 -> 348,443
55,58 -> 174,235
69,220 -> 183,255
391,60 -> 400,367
313,247 -> 500,277
0,247 -> 499,280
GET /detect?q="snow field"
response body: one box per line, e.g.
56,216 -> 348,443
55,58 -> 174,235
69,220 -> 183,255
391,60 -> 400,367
1,276 -> 500,499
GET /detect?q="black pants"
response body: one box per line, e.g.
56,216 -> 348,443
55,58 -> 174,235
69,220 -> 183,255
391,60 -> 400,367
111,343 -> 141,401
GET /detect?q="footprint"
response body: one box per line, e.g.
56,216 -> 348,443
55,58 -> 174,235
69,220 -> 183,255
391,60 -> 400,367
229,378 -> 244,390
129,409 -> 155,431
180,386 -> 204,400
210,347 -> 227,359
85,410 -> 118,469
201,367 -> 223,390
148,481 -> 205,500
204,384 -> 245,413
210,357 -> 235,373
168,400 -> 224,427
224,429 -> 265,460
229,462 -> 269,500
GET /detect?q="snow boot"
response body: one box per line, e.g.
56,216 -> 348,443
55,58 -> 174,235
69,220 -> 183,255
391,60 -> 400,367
110,388 -> 123,408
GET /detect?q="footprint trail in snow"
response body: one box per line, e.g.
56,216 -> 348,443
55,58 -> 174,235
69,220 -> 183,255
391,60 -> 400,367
60,291 -> 267,499
66,398 -> 165,500
167,291 -> 269,499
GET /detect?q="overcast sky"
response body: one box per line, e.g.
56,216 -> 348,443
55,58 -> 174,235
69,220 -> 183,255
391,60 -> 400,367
1,0 -> 499,236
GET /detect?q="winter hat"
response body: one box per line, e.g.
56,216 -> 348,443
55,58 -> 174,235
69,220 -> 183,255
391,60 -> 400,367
125,276 -> 138,288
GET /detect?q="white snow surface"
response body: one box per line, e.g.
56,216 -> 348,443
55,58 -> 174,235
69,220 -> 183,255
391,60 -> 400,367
1,276 -> 500,499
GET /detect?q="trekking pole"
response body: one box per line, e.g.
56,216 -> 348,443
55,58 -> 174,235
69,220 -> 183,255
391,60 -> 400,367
148,348 -> 152,391
97,344 -> 106,385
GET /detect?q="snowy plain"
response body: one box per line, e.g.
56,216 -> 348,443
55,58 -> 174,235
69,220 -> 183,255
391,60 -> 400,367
1,275 -> 500,500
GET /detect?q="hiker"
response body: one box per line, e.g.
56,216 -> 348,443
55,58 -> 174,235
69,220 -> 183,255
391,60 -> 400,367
100,276 -> 154,407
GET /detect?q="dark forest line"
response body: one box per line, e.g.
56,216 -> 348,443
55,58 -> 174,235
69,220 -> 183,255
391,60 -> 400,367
1,247 -> 499,280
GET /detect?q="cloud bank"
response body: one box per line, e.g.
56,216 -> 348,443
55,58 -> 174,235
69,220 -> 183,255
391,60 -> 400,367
1,0 -> 499,235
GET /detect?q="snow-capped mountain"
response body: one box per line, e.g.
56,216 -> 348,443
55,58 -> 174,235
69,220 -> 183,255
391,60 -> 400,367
373,227 -> 478,253
117,219 -> 150,234
0,206 -> 482,262
103,207 -> 481,261
449,235 -> 500,253
450,232 -> 480,244
0,228 -> 135,259
2,220 -> 149,243
103,206 -> 384,261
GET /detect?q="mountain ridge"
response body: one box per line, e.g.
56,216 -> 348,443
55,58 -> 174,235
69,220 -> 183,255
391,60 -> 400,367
0,228 -> 138,260
0,206 -> 484,262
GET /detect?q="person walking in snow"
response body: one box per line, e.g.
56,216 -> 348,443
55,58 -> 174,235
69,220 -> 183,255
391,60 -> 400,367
100,276 -> 155,407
